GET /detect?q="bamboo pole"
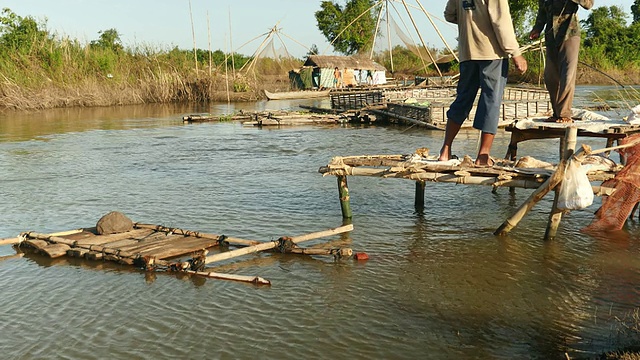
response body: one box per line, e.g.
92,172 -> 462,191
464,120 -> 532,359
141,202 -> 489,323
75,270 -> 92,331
400,0 -> 442,77
544,127 -> 577,241
415,180 -> 426,210
186,270 -> 270,285
207,11 -> 212,77
133,223 -> 260,246
337,175 -> 353,219
0,253 -> 24,262
284,247 -> 353,257
415,0 -> 458,63
203,224 -> 354,265
0,229 -> 83,246
188,0 -> 198,72
493,167 -> 566,236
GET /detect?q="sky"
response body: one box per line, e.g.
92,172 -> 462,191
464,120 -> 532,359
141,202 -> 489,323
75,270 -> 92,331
1,0 -> 636,58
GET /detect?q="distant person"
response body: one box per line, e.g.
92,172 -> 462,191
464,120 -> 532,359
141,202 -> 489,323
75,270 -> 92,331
333,67 -> 342,89
366,70 -> 373,85
438,0 -> 527,167
530,0 -> 594,123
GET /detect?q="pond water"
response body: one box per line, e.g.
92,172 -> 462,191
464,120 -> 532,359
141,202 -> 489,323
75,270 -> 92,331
1,86 -> 639,359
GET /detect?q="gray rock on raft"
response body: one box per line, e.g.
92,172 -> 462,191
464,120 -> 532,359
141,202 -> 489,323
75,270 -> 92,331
96,211 -> 134,235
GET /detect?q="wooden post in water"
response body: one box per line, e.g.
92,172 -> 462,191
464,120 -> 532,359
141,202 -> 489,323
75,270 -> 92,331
337,175 -> 352,219
415,180 -> 426,210
544,127 -> 578,241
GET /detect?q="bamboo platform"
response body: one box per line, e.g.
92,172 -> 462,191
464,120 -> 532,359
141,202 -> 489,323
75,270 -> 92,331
4,219 -> 354,285
319,125 -> 636,240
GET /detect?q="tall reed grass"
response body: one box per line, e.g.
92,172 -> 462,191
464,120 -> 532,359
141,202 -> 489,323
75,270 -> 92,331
0,8 -> 301,110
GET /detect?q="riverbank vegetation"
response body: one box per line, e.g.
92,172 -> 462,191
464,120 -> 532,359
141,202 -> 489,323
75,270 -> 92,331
1,1 -> 640,111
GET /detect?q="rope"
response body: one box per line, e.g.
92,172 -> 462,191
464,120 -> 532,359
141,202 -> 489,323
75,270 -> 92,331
276,236 -> 295,253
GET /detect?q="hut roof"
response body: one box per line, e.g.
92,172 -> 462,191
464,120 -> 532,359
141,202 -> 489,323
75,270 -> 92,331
304,55 -> 386,71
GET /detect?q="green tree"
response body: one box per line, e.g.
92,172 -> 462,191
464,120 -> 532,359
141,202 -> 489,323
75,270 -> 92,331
315,0 -> 378,55
632,0 -> 640,23
90,28 -> 123,52
0,8 -> 48,53
581,5 -> 627,41
508,0 -> 539,37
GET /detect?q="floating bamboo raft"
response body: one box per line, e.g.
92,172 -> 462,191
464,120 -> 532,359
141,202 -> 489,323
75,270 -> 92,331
4,220 -> 354,285
183,111 -> 346,126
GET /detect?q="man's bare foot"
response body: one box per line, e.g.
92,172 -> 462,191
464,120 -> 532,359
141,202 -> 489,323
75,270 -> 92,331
438,145 -> 451,161
475,154 -> 494,167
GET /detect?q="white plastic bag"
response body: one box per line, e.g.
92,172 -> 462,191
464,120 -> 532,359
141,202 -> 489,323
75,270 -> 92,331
557,159 -> 594,210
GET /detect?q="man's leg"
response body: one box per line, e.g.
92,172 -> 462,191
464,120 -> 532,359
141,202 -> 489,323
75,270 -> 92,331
438,61 -> 479,161
556,36 -> 580,120
474,59 -> 507,166
544,37 -> 561,119
438,120 -> 463,161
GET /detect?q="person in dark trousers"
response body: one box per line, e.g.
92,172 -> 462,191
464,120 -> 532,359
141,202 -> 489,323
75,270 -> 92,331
439,0 -> 528,166
530,0 -> 594,123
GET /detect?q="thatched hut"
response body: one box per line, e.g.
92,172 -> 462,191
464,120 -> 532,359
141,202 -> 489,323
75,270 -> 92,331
295,55 -> 387,89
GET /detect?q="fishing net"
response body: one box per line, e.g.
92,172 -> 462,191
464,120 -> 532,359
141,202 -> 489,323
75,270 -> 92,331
583,133 -> 640,233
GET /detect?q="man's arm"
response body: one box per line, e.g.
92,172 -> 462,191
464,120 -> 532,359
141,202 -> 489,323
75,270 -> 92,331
444,0 -> 458,24
572,0 -> 594,10
488,0 -> 522,58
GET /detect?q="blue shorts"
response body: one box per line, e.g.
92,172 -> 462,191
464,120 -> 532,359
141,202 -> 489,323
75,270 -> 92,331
446,59 -> 508,134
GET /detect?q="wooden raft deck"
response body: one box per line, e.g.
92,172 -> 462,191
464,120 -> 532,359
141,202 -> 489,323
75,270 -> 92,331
9,222 -> 354,285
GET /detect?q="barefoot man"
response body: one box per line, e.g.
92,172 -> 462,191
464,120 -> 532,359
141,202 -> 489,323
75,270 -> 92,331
439,0 -> 528,166
530,0 -> 594,124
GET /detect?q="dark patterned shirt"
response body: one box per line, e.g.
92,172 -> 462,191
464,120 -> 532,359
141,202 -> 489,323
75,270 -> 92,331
533,0 -> 594,46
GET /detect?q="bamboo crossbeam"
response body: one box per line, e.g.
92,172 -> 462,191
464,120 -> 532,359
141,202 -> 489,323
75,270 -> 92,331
185,270 -> 271,285
134,223 -> 260,246
324,166 -> 547,189
204,224 -> 354,265
0,229 -> 83,246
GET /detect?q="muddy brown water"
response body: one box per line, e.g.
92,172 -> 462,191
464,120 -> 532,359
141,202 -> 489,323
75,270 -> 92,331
1,87 -> 639,359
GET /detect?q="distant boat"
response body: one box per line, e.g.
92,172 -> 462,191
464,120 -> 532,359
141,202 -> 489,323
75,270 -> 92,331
264,89 -> 330,100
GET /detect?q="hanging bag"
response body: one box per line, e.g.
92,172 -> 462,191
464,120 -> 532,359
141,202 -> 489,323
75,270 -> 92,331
557,158 -> 594,210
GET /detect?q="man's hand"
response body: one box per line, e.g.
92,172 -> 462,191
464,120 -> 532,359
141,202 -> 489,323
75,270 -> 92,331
529,29 -> 541,40
512,55 -> 528,74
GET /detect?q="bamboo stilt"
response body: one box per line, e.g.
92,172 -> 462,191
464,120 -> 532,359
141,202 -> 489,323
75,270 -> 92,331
415,180 -> 426,210
544,127 -> 578,241
337,175 -> 353,219
203,224 -> 354,265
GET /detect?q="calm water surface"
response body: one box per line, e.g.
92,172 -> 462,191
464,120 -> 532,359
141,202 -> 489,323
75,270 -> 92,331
1,88 -> 640,359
